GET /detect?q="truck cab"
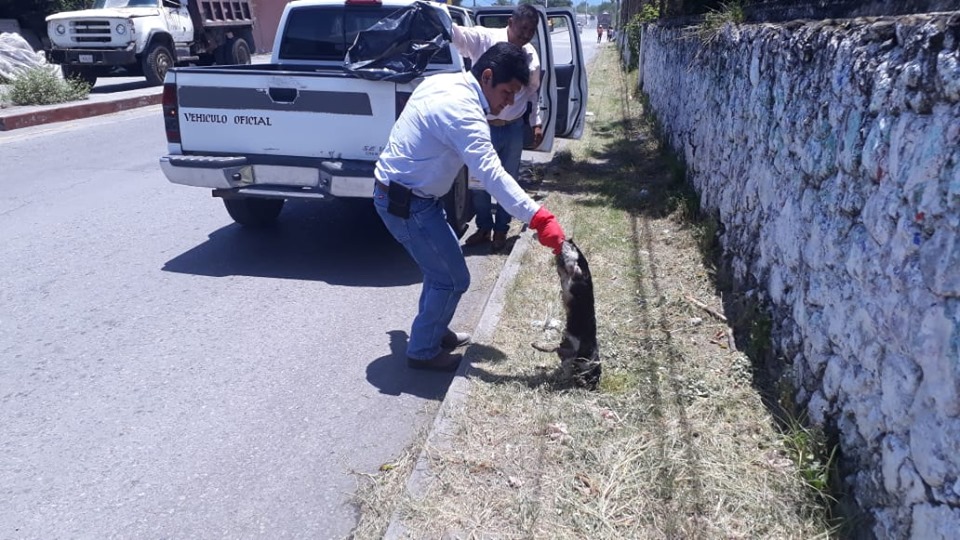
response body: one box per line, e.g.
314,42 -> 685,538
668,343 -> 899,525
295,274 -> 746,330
46,0 -> 255,86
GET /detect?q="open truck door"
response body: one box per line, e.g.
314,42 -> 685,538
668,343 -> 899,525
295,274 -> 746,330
545,8 -> 587,140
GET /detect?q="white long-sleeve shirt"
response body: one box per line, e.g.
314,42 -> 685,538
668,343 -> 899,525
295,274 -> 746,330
374,71 -> 540,223
451,24 -> 542,127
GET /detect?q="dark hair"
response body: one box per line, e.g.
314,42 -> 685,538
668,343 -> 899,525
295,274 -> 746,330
470,42 -> 530,87
511,4 -> 538,25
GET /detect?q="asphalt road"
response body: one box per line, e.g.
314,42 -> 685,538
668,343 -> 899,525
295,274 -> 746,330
0,107 -> 500,539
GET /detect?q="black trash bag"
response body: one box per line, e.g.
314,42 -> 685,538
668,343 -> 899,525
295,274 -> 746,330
344,0 -> 452,83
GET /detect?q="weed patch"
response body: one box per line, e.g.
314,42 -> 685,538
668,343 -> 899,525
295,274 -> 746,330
3,67 -> 90,106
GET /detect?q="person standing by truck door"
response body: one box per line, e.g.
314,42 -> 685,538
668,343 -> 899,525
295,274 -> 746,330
451,4 -> 543,252
373,43 -> 566,371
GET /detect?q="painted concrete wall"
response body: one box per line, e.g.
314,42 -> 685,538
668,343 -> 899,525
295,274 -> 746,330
250,0 -> 289,52
639,12 -> 959,539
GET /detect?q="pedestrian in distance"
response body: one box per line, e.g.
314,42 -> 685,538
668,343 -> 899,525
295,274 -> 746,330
451,3 -> 543,252
373,42 -> 567,372
597,24 -> 603,44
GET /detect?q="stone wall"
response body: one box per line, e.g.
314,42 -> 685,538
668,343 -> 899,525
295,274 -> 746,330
638,12 -> 960,539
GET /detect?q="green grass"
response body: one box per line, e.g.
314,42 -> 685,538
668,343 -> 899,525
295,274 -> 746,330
348,45 -> 842,539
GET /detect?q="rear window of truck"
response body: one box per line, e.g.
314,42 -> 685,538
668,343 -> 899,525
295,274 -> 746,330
279,6 -> 454,64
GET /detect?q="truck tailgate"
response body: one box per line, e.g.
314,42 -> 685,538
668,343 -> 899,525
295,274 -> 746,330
173,68 -> 399,161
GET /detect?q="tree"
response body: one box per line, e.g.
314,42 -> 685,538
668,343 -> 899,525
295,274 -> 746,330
0,0 -> 91,39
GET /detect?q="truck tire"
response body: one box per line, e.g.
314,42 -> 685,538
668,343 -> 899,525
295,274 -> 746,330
142,42 -> 173,86
442,167 -> 473,238
219,37 -> 251,65
61,65 -> 97,87
223,197 -> 285,227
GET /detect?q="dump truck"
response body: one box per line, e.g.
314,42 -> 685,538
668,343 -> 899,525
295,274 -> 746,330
46,0 -> 256,86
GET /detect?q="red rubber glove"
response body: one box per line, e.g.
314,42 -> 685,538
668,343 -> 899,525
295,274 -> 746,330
530,207 -> 566,254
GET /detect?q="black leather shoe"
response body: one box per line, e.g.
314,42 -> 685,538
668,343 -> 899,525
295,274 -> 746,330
408,351 -> 463,372
491,231 -> 508,251
464,228 -> 491,246
441,330 -> 471,350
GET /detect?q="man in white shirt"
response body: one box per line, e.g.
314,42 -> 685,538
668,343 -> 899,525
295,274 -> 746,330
374,43 -> 566,372
451,4 -> 543,252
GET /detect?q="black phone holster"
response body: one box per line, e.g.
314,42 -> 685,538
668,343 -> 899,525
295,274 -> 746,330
387,181 -> 412,219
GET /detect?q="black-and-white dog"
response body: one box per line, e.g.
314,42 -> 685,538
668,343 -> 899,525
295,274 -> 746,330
534,239 -> 601,389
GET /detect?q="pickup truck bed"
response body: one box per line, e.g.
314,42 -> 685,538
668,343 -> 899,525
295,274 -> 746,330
160,60 -> 471,231
163,63 -> 407,197
172,63 -> 401,159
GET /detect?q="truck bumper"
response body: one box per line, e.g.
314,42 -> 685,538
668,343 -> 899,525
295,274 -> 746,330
159,155 -> 377,199
47,48 -> 137,66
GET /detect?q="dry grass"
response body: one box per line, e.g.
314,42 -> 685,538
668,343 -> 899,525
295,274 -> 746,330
350,47 -> 836,539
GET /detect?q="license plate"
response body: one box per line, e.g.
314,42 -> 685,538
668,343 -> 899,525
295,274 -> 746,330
79,54 -> 93,63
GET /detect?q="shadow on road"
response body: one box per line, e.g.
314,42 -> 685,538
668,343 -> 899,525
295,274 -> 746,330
162,200 -> 422,286
91,80 -> 155,94
365,330 -> 457,400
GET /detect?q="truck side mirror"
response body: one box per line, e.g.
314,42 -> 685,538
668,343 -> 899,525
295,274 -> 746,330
162,0 -> 182,8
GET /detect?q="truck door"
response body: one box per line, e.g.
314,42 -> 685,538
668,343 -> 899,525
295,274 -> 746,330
472,6 -> 557,152
545,8 -> 587,140
164,0 -> 193,44
448,5 -> 474,70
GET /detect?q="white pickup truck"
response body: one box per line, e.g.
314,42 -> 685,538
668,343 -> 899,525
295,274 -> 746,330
158,0 -> 587,235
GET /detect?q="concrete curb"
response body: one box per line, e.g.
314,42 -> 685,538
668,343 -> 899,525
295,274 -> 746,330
0,91 -> 162,131
383,226 -> 534,539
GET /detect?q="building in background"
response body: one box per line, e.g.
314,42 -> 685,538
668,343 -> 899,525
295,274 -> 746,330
250,0 -> 289,53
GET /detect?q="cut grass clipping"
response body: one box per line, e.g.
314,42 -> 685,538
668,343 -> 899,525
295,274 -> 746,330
2,67 -> 91,106
349,46 -> 839,539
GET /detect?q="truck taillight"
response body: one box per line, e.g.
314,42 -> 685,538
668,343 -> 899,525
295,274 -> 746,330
395,91 -> 412,119
162,83 -> 180,144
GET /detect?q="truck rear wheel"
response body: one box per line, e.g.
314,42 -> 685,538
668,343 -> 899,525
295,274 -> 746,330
61,66 -> 97,87
223,197 -> 285,227
142,42 -> 173,86
442,167 -> 473,238
217,37 -> 251,65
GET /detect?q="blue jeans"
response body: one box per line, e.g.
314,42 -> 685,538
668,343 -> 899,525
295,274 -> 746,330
374,183 -> 471,361
473,119 -> 525,233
